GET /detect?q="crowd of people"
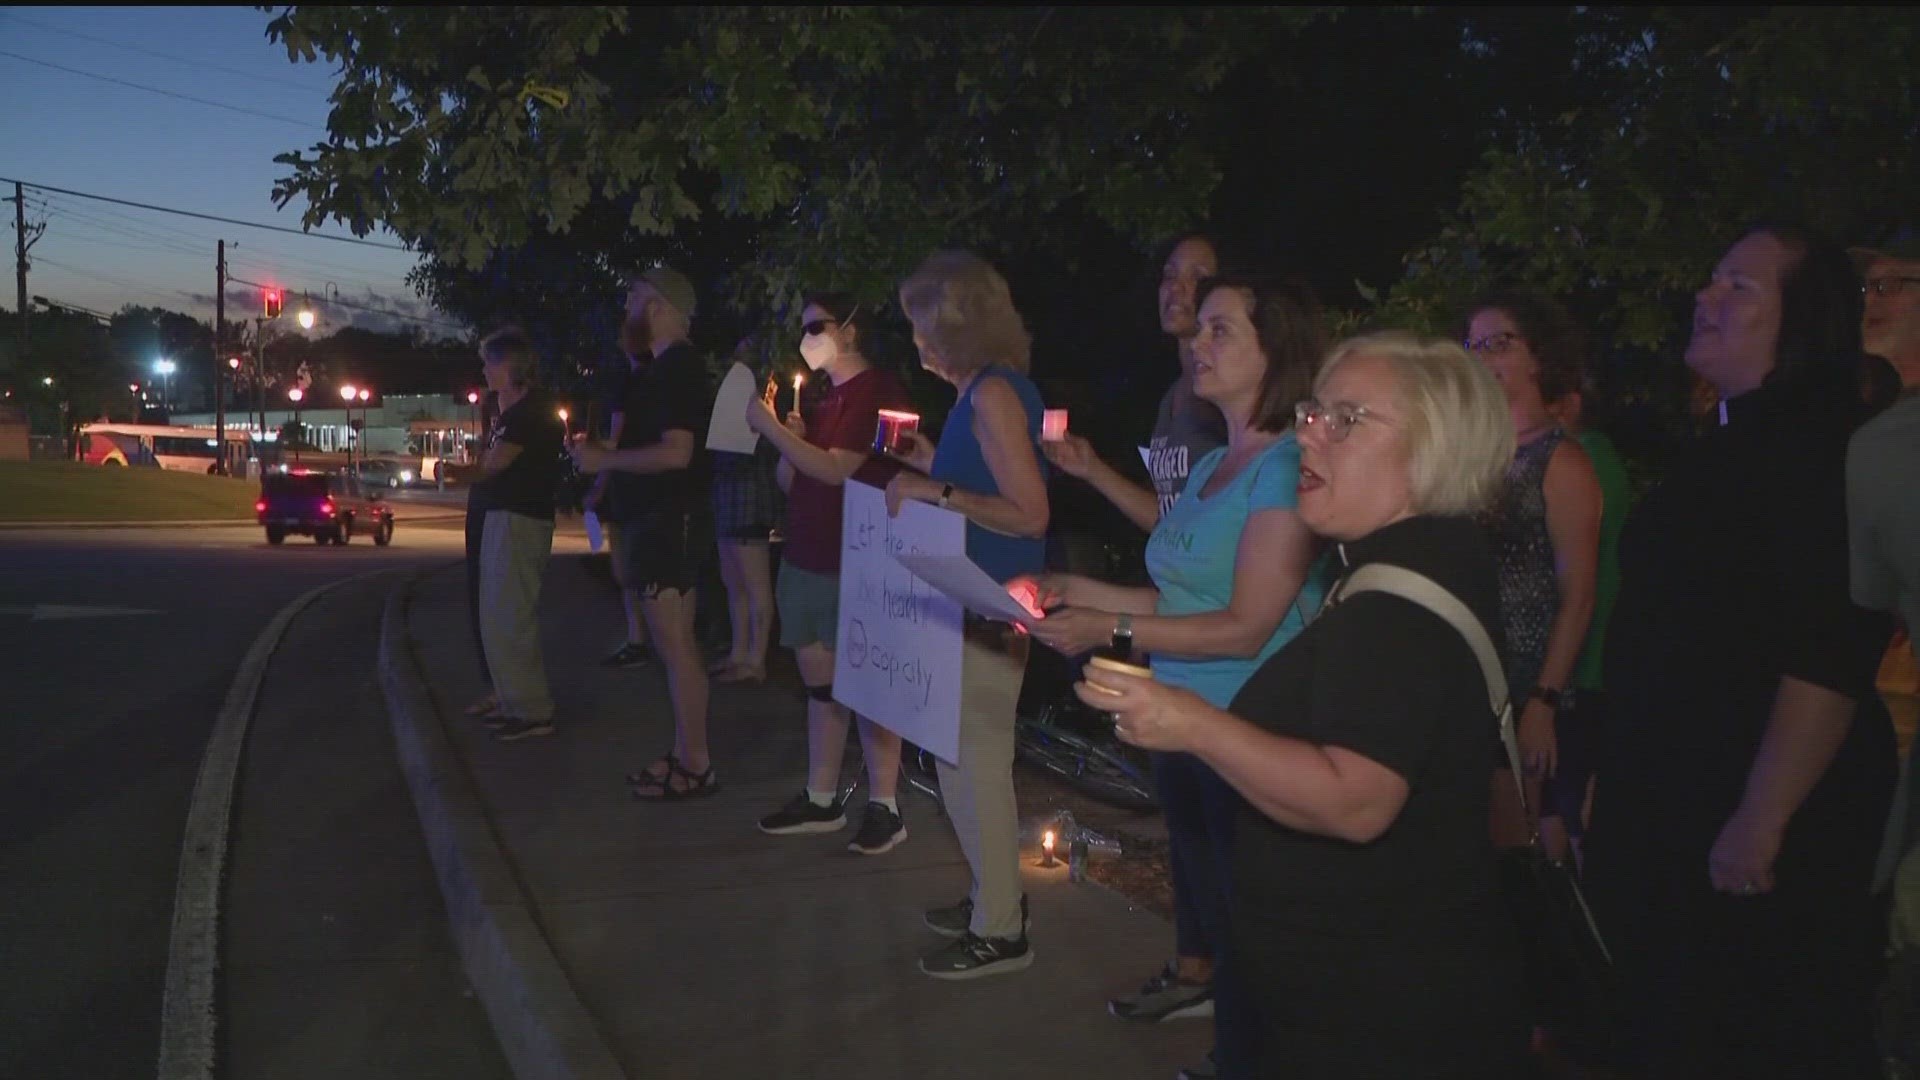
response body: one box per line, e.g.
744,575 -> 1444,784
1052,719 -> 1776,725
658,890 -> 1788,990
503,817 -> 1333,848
446,223 -> 1920,1079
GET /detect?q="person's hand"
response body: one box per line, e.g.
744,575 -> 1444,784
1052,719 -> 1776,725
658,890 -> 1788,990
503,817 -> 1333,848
1006,573 -> 1073,614
1043,434 -> 1100,480
1030,606 -> 1118,656
1517,700 -> 1559,778
744,393 -> 782,437
884,473 -> 938,517
782,411 -> 807,439
890,428 -> 937,472
570,443 -> 607,474
1708,806 -> 1784,897
1074,667 -> 1209,753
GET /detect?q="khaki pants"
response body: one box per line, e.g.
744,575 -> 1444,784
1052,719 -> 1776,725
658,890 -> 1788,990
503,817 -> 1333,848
937,621 -> 1029,939
479,510 -> 555,722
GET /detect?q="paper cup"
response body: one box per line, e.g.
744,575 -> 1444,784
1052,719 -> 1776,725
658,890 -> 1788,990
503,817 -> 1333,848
1084,654 -> 1152,695
874,410 -> 920,454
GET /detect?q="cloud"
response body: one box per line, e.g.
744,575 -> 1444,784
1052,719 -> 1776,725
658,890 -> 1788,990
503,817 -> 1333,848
177,288 -> 469,341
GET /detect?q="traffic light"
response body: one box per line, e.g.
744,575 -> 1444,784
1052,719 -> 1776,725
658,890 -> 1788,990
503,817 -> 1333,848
263,288 -> 282,319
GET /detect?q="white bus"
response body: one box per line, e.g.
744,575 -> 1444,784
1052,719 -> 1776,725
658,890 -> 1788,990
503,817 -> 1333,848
77,423 -> 254,475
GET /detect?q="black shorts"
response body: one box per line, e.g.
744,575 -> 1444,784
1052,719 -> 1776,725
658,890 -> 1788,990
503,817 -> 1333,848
615,507 -> 713,598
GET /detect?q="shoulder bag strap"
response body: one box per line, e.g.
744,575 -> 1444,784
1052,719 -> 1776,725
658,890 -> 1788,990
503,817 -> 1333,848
1328,564 -> 1530,817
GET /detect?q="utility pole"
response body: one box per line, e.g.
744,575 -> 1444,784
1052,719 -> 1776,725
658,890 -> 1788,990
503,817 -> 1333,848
215,240 -> 227,474
12,181 -> 37,371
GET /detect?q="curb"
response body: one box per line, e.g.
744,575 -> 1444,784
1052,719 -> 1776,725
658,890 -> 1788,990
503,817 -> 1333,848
158,569 -> 390,1079
377,573 -> 627,1080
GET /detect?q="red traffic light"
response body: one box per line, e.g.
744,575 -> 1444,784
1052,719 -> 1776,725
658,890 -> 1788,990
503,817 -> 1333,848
263,288 -> 283,319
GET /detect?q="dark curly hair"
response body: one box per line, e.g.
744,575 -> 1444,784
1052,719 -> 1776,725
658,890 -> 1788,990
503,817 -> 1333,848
1462,290 -> 1589,404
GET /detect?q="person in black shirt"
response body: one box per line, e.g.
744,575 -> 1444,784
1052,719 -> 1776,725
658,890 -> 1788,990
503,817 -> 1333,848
470,327 -> 567,743
581,321 -> 655,670
1583,225 -> 1896,1078
1080,332 -> 1529,1078
572,267 -> 718,800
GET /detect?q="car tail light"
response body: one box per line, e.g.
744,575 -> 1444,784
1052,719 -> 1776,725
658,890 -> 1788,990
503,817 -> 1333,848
254,500 -> 267,513
322,499 -> 337,517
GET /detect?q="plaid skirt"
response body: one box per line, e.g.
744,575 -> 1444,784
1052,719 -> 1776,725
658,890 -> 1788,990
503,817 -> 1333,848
709,444 -> 783,539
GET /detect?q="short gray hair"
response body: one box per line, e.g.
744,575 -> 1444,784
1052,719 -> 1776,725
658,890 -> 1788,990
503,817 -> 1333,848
898,250 -> 1032,378
1317,331 -> 1514,516
479,326 -> 541,389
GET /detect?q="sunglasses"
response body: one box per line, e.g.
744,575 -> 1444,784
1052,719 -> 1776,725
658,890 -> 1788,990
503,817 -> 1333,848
802,318 -> 839,337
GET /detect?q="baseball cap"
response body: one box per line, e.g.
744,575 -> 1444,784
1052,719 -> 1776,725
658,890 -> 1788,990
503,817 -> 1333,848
1848,233 -> 1920,267
637,266 -> 697,319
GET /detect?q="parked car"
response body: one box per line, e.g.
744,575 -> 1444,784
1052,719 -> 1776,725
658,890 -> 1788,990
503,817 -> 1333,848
355,458 -> 415,489
256,470 -> 394,546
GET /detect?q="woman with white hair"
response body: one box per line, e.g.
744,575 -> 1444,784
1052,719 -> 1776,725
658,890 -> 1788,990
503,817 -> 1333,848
1082,332 -> 1530,1076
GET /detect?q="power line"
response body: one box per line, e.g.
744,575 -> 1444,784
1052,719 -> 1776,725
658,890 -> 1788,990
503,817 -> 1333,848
0,11 -> 324,93
0,177 -> 413,251
0,48 -> 327,132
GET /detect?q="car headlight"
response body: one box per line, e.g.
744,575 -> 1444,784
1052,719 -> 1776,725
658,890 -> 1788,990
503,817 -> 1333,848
399,471 -> 413,482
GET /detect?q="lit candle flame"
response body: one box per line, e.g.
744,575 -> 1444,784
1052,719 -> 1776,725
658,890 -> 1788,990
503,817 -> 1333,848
1043,830 -> 1055,853
792,374 -> 805,394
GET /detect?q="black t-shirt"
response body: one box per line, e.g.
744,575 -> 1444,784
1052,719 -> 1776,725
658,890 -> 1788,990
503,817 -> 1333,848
608,341 -> 711,520
1228,515 -> 1515,941
468,388 -> 566,520
1603,375 -> 1895,831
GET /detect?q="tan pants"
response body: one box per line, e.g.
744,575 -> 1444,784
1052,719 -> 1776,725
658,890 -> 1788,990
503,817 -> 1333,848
479,510 -> 555,722
937,621 -> 1029,939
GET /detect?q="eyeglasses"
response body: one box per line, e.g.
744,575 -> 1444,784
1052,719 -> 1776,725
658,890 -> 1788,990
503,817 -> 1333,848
802,319 -> 838,337
1863,277 -> 1920,298
1463,331 -> 1521,356
1295,399 -> 1393,442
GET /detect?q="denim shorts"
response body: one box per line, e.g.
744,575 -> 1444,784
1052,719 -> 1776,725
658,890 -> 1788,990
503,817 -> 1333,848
776,560 -> 840,649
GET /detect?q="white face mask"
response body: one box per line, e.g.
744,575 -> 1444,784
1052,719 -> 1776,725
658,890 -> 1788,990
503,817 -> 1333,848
799,330 -> 837,371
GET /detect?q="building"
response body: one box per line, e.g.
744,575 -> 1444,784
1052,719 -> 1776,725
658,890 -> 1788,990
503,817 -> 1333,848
168,392 -> 485,467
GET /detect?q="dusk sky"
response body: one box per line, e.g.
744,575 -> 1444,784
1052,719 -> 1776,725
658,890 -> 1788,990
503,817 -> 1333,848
0,6 -> 446,336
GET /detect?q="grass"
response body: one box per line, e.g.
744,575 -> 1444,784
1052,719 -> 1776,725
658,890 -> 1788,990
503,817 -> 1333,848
0,461 -> 263,522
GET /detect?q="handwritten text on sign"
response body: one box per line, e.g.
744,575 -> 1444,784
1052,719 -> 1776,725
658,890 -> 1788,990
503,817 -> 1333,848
832,481 -> 967,765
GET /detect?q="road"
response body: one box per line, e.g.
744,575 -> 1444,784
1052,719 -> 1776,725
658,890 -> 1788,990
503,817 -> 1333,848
0,520 -> 582,1078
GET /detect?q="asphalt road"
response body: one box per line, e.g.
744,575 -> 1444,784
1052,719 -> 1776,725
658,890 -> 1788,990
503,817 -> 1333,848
0,521 -> 580,1078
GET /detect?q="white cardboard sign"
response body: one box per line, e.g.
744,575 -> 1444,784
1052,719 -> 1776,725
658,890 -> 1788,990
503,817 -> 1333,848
832,481 -> 968,765
704,362 -> 762,454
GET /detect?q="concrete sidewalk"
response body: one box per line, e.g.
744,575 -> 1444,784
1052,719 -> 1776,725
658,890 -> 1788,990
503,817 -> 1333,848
383,555 -> 1209,1080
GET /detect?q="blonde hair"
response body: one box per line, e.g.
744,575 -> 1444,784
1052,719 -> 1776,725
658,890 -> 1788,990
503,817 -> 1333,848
1317,331 -> 1514,516
898,250 -> 1032,378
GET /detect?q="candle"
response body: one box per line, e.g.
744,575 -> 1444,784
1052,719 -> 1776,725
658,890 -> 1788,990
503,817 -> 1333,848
1041,408 -> 1069,442
873,409 -> 920,454
1039,829 -> 1059,868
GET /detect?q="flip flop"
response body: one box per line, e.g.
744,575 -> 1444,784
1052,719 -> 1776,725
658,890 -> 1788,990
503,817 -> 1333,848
629,754 -> 720,801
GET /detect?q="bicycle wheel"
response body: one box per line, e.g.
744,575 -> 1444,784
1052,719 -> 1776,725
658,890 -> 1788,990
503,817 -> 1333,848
1015,717 -> 1159,812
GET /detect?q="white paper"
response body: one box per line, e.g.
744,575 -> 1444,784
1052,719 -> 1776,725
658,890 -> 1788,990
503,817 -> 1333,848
895,554 -> 1042,630
1139,445 -> 1153,471
583,509 -> 603,553
832,482 -> 968,766
704,362 -> 762,454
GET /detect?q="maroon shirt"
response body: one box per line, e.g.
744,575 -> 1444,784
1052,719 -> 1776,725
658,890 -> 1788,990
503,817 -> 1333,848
783,367 -> 912,572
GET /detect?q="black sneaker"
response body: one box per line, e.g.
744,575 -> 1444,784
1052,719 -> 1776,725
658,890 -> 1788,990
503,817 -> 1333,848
919,932 -> 1033,980
491,717 -> 555,742
757,793 -> 847,835
922,893 -> 1029,939
601,642 -> 655,668
847,802 -> 907,855
1108,961 -> 1215,1022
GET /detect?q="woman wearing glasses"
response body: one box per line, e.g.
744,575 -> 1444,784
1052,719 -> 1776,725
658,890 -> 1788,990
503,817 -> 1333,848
1022,274 -> 1328,1077
1080,332 -> 1530,1077
1462,294 -> 1603,871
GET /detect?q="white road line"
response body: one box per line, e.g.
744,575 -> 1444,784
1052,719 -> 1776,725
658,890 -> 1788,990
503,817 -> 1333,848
155,569 -> 391,1080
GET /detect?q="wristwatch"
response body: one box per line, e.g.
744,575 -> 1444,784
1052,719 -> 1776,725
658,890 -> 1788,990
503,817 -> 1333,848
1110,613 -> 1134,654
938,483 -> 955,508
1529,685 -> 1573,712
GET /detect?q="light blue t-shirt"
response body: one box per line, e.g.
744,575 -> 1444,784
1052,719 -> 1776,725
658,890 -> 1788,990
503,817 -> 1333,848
1144,434 -> 1327,708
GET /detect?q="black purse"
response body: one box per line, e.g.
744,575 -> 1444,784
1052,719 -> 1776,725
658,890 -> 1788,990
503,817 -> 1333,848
1326,566 -> 1617,1035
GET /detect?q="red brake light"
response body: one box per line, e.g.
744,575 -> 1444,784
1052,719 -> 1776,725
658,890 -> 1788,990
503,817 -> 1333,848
254,500 -> 267,513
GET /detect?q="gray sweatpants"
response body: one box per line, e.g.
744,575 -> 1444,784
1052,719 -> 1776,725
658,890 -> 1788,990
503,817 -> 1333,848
479,510 -> 555,723
937,621 -> 1030,939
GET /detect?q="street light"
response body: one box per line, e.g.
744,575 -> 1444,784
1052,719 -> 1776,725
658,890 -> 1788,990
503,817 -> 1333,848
340,384 -> 358,470
154,358 -> 176,405
41,376 -> 52,386
297,309 -> 315,331
287,387 -> 305,465
466,389 -> 481,464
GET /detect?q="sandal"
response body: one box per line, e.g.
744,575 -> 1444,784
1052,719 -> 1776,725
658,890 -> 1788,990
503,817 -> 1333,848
628,754 -> 720,801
